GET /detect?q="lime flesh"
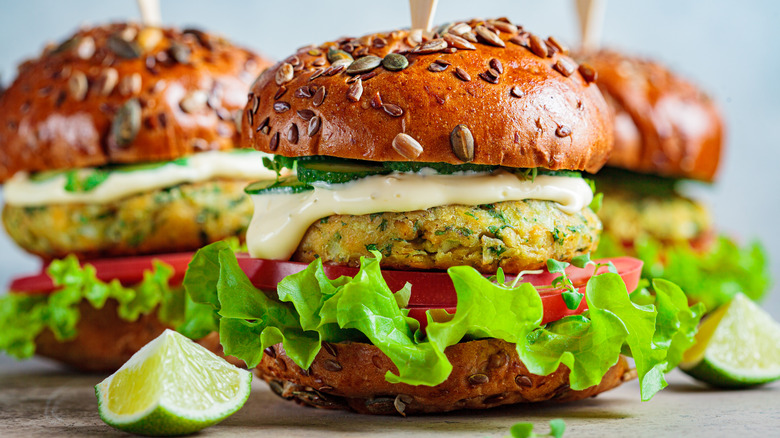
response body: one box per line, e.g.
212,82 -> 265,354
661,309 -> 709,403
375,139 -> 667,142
96,329 -> 251,436
680,293 -> 780,388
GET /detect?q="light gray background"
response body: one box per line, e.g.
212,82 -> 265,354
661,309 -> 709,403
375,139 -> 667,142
0,0 -> 778,368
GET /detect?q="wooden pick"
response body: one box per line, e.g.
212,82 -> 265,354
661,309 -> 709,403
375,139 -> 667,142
137,0 -> 162,27
575,0 -> 606,51
409,0 -> 439,32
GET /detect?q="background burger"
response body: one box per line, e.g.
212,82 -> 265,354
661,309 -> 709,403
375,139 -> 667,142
182,18 -> 703,414
580,50 -> 771,312
0,22 -> 274,371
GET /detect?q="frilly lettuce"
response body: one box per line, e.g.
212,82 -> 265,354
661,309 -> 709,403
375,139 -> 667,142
0,255 -> 192,359
183,241 -> 704,401
596,232 -> 770,311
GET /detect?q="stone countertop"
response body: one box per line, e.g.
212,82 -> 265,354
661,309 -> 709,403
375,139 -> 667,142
0,361 -> 778,438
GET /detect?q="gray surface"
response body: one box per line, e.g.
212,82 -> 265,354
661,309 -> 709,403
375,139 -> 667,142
0,365 -> 778,437
0,0 -> 777,319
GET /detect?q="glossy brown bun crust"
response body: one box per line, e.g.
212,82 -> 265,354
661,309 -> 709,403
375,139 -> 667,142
581,50 -> 723,181
255,339 -> 632,415
243,19 -> 613,173
0,23 -> 271,182
34,300 -> 242,372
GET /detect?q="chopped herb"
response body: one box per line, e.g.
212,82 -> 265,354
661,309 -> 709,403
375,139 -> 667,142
365,244 -> 378,252
465,211 -> 477,219
457,227 -> 473,236
379,219 -> 388,231
319,218 -> 329,224
509,419 -> 566,438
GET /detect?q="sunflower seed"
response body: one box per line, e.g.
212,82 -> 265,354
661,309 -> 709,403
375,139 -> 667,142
450,124 -> 474,162
454,67 -> 471,81
488,351 -> 509,369
312,58 -> 326,67
264,346 -> 277,358
509,33 -> 529,47
528,34 -> 548,58
245,108 -> 254,128
269,132 -> 280,151
382,103 -> 403,117
322,342 -> 338,357
327,47 -> 353,64
382,53 -> 409,71
110,98 -> 141,147
346,56 -> 382,75
510,86 -> 524,98
287,123 -> 299,144
118,73 -> 142,96
257,116 -> 270,134
370,92 -> 383,109
310,86 -> 327,107
250,93 -> 260,113
275,63 -> 294,85
468,373 -> 489,385
183,28 -> 211,49
295,86 -> 312,98
273,101 -> 291,113
448,22 -> 472,35
475,26 -> 505,48
414,38 -> 448,54
52,36 -> 79,55
108,34 -> 141,59
169,42 -> 191,64
554,58 -> 577,77
489,58 -> 503,74
443,33 -> 476,50
489,20 -> 518,34
556,125 -> 572,137
479,72 -> 499,84
392,133 -> 423,159
394,394 -> 413,416
578,63 -> 597,83
309,68 -> 325,81
372,37 -> 387,48
483,394 -> 508,405
76,36 -> 95,59
428,61 -> 449,72
347,78 -> 363,102
274,85 -> 288,100
322,359 -> 342,372
297,109 -> 315,121
67,71 -> 88,101
515,374 -> 533,388
178,90 -> 208,113
360,70 -> 378,81
461,31 -> 478,43
308,115 -> 321,136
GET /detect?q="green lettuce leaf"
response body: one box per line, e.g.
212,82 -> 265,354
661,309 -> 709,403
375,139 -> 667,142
596,232 -> 771,312
0,256 -> 184,359
183,242 -> 702,399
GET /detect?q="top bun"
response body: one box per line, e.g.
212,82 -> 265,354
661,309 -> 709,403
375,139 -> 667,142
242,18 -> 613,173
580,50 -> 723,181
0,23 -> 271,182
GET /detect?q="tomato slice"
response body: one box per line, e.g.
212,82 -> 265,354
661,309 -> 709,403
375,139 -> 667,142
8,252 -> 194,295
236,255 -> 643,326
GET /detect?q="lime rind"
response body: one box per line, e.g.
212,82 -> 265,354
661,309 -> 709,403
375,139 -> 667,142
96,329 -> 252,436
681,294 -> 780,388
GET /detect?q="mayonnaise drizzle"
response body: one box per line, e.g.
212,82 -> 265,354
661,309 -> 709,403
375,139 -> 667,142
4,150 -> 276,206
247,171 -> 593,260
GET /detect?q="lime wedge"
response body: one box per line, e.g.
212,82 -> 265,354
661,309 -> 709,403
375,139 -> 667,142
680,293 -> 780,388
96,329 -> 251,436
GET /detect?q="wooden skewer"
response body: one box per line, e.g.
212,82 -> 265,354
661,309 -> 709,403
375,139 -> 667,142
409,0 -> 439,32
575,0 -> 606,51
137,0 -> 162,27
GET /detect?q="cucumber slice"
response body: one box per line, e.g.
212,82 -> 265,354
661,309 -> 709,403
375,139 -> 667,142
297,159 -> 390,184
244,175 -> 313,195
383,161 -> 498,174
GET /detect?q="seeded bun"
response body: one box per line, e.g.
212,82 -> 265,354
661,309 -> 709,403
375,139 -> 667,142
34,300 -> 241,372
255,339 -> 633,415
0,22 -> 271,182
243,19 -> 613,173
579,50 -> 723,181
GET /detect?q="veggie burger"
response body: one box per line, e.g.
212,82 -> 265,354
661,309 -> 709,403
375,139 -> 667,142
183,19 -> 703,414
580,50 -> 771,312
0,23 -> 273,371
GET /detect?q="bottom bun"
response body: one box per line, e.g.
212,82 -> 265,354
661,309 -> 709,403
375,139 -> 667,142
255,339 -> 633,415
34,299 -> 241,372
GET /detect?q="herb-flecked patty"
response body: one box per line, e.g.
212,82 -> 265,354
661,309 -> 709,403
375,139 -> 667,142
3,180 -> 254,259
293,200 -> 601,273
598,187 -> 711,243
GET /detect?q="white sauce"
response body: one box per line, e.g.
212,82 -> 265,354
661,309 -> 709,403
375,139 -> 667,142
4,150 -> 276,206
247,171 -> 593,260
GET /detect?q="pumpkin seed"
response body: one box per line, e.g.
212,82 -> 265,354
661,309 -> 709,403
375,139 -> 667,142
327,47 -> 353,64
111,98 -> 141,148
169,41 -> 191,64
346,56 -> 382,75
382,53 -> 408,71
108,34 -> 141,59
